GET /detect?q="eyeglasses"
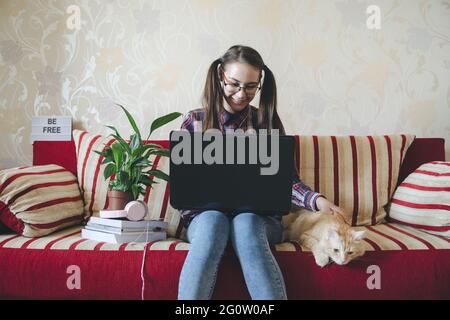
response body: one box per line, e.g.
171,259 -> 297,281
222,72 -> 261,95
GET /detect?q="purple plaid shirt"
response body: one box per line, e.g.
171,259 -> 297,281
179,105 -> 323,226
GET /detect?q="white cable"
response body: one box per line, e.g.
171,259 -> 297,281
140,222 -> 150,300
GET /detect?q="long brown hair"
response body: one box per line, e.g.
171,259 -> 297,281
201,45 -> 285,134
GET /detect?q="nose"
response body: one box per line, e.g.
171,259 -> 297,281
235,89 -> 247,99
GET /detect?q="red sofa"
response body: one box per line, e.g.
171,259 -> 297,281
0,138 -> 449,299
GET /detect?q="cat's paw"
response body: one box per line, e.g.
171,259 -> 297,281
314,254 -> 330,267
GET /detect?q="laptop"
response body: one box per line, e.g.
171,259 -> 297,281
169,130 -> 295,215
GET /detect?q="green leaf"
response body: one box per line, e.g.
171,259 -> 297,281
116,104 -> 141,140
113,171 -> 131,191
131,144 -> 160,158
131,184 -> 139,200
98,147 -> 114,164
107,134 -> 131,154
94,150 -> 106,157
143,143 -> 164,151
101,154 -> 114,164
146,169 -> 169,182
140,144 -> 165,158
130,156 -> 145,167
139,175 -> 153,186
105,125 -> 123,140
130,133 -> 140,151
149,148 -> 170,157
111,142 -> 124,169
103,163 -> 115,180
134,159 -> 152,168
147,112 -> 182,140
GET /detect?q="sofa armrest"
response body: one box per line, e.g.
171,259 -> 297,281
398,138 -> 445,185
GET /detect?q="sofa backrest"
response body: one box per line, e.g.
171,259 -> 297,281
33,137 -> 446,186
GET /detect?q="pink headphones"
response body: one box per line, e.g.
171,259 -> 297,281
99,200 -> 148,221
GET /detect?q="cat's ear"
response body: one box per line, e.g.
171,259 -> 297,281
327,229 -> 340,241
352,230 -> 366,241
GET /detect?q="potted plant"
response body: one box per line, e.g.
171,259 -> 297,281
95,104 -> 182,210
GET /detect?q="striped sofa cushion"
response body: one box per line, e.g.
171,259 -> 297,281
388,161 -> 450,238
0,164 -> 84,237
0,222 -> 448,252
73,130 -> 185,239
294,135 -> 415,226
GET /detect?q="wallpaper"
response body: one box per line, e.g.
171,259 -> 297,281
0,0 -> 449,169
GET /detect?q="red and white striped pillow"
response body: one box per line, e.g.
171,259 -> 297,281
295,135 -> 415,226
73,130 -> 185,239
0,164 -> 84,237
388,161 -> 450,238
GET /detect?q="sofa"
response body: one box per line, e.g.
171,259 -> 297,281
0,136 -> 449,300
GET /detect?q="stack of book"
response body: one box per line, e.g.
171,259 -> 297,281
81,216 -> 168,244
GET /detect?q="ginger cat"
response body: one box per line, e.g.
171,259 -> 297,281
282,209 -> 366,267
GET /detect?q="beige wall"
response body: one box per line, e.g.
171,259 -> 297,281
0,0 -> 449,169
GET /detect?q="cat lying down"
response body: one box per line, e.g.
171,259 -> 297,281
282,209 -> 366,267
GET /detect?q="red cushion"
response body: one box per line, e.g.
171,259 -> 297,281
33,141 -> 78,176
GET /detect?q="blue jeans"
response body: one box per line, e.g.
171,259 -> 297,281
177,210 -> 287,300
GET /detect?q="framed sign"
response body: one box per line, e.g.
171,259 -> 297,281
31,116 -> 72,143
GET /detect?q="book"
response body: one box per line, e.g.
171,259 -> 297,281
81,228 -> 167,244
88,216 -> 168,230
85,224 -> 161,234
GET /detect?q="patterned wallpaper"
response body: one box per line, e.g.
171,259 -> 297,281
0,0 -> 449,169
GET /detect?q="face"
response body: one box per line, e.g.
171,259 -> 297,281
326,229 -> 365,265
219,61 -> 261,113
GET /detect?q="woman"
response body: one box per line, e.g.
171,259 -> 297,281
178,45 -> 343,300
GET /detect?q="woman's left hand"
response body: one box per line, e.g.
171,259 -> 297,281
315,196 -> 345,215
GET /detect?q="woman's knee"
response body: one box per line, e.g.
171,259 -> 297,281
189,210 -> 230,244
231,212 -> 265,240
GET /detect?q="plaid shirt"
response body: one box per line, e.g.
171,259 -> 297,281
178,105 -> 323,227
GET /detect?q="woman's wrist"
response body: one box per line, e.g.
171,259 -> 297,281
314,195 -> 326,211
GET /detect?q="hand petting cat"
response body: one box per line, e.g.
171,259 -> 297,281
315,196 -> 345,215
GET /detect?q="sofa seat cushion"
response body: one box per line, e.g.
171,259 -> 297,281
1,222 -> 448,252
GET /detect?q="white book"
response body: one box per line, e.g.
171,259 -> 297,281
88,216 -> 168,230
85,224 -> 160,234
81,228 -> 167,244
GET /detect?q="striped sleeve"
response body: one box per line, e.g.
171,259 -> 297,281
291,168 -> 323,211
180,111 -> 195,132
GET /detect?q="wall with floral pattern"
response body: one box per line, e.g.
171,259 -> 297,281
0,0 -> 449,169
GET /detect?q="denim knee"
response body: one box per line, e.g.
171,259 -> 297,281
231,212 -> 265,241
188,210 -> 230,247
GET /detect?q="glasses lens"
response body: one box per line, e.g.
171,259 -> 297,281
227,84 -> 240,93
245,86 -> 259,95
